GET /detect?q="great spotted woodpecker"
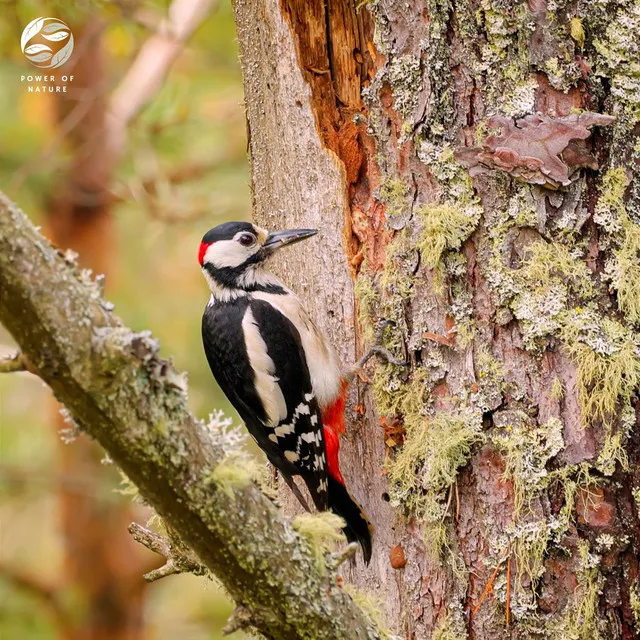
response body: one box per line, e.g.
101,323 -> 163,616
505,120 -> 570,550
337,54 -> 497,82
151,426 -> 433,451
199,221 -> 373,562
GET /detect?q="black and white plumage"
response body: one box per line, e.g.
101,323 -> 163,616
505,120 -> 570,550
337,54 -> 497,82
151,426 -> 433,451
202,295 -> 329,504
199,221 -> 372,561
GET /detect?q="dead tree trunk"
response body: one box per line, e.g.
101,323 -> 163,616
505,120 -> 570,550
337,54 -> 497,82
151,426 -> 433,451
233,0 -> 640,637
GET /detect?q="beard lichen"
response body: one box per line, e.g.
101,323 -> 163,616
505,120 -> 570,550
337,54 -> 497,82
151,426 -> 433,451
490,411 -> 563,613
374,365 -> 429,431
488,407 -> 606,624
482,181 -> 639,442
551,376 -> 565,400
292,512 -> 346,574
595,167 -> 640,324
343,585 -> 399,640
353,265 -> 380,346
610,216 -> 640,323
552,541 -> 605,640
365,229 -> 423,417
416,203 -> 482,270
385,406 -> 483,552
378,177 -> 411,223
594,166 -> 629,234
415,144 -> 483,279
509,240 -> 595,350
510,519 -> 552,612
493,411 -> 564,520
561,317 -> 640,428
209,451 -> 262,497
432,610 -> 468,640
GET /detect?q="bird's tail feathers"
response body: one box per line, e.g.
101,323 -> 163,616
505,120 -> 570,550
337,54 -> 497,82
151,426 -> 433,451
326,475 -> 373,564
304,473 -> 373,563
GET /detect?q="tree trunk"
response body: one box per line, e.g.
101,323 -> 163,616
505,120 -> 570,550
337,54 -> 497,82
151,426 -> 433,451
233,0 -> 640,637
45,21 -> 148,640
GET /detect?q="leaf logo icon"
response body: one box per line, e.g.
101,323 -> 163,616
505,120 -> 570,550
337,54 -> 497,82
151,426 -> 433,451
25,44 -> 52,54
20,17 -> 74,69
43,31 -> 69,42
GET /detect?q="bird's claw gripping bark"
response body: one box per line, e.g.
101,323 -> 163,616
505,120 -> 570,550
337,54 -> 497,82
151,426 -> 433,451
345,321 -> 408,384
328,542 -> 358,570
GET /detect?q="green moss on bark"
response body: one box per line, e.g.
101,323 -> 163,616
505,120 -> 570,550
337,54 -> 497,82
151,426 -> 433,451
416,203 -> 481,269
210,451 -> 262,496
562,317 -> 640,427
552,541 -> 605,639
432,612 -> 468,640
595,168 -> 640,324
343,586 -> 397,640
292,513 -> 346,574
386,406 -> 483,560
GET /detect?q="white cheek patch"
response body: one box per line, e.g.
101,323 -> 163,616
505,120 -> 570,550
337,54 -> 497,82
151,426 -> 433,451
204,239 -> 256,269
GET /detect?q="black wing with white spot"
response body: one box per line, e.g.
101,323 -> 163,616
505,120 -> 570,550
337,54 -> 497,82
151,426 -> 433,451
248,299 -> 328,506
201,296 -> 328,509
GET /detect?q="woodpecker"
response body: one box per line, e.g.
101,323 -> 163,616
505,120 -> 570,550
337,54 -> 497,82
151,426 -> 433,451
199,221 -> 373,562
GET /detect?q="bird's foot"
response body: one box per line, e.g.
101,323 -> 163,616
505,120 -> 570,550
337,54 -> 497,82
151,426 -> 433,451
345,321 -> 407,384
328,542 -> 358,571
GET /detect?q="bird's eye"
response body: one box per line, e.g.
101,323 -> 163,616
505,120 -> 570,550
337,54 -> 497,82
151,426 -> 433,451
238,233 -> 255,247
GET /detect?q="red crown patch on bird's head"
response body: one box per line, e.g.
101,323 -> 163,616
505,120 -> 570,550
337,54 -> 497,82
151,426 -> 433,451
198,241 -> 211,266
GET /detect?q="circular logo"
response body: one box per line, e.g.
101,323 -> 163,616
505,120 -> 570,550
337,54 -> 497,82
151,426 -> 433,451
21,17 -> 74,69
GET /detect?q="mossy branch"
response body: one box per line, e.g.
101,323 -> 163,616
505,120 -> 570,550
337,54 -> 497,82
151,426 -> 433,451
128,523 -> 207,582
0,351 -> 28,373
0,190 -> 383,640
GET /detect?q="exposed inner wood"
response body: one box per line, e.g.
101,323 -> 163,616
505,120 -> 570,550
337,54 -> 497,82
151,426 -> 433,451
279,0 -> 385,272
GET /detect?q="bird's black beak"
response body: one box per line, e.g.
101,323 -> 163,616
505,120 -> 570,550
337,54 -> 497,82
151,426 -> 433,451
262,228 -> 318,253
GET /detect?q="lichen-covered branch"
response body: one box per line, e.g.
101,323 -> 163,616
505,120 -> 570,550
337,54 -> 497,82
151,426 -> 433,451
0,190 -> 383,640
222,606 -> 256,636
128,523 -> 207,582
0,351 -> 27,373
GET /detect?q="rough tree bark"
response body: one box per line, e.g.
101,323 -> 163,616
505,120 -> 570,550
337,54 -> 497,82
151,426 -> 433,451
233,0 -> 640,638
0,192 -> 385,640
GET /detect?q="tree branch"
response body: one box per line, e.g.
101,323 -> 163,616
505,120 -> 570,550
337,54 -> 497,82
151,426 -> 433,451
0,351 -> 27,373
128,523 -> 207,582
0,190 -> 383,640
107,0 -> 218,160
223,605 -> 257,635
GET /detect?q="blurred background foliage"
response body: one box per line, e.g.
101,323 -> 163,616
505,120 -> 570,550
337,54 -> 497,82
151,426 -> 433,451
0,0 -> 252,637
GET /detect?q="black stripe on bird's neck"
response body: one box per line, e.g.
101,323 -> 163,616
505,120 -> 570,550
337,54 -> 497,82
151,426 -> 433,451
203,262 -> 287,295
